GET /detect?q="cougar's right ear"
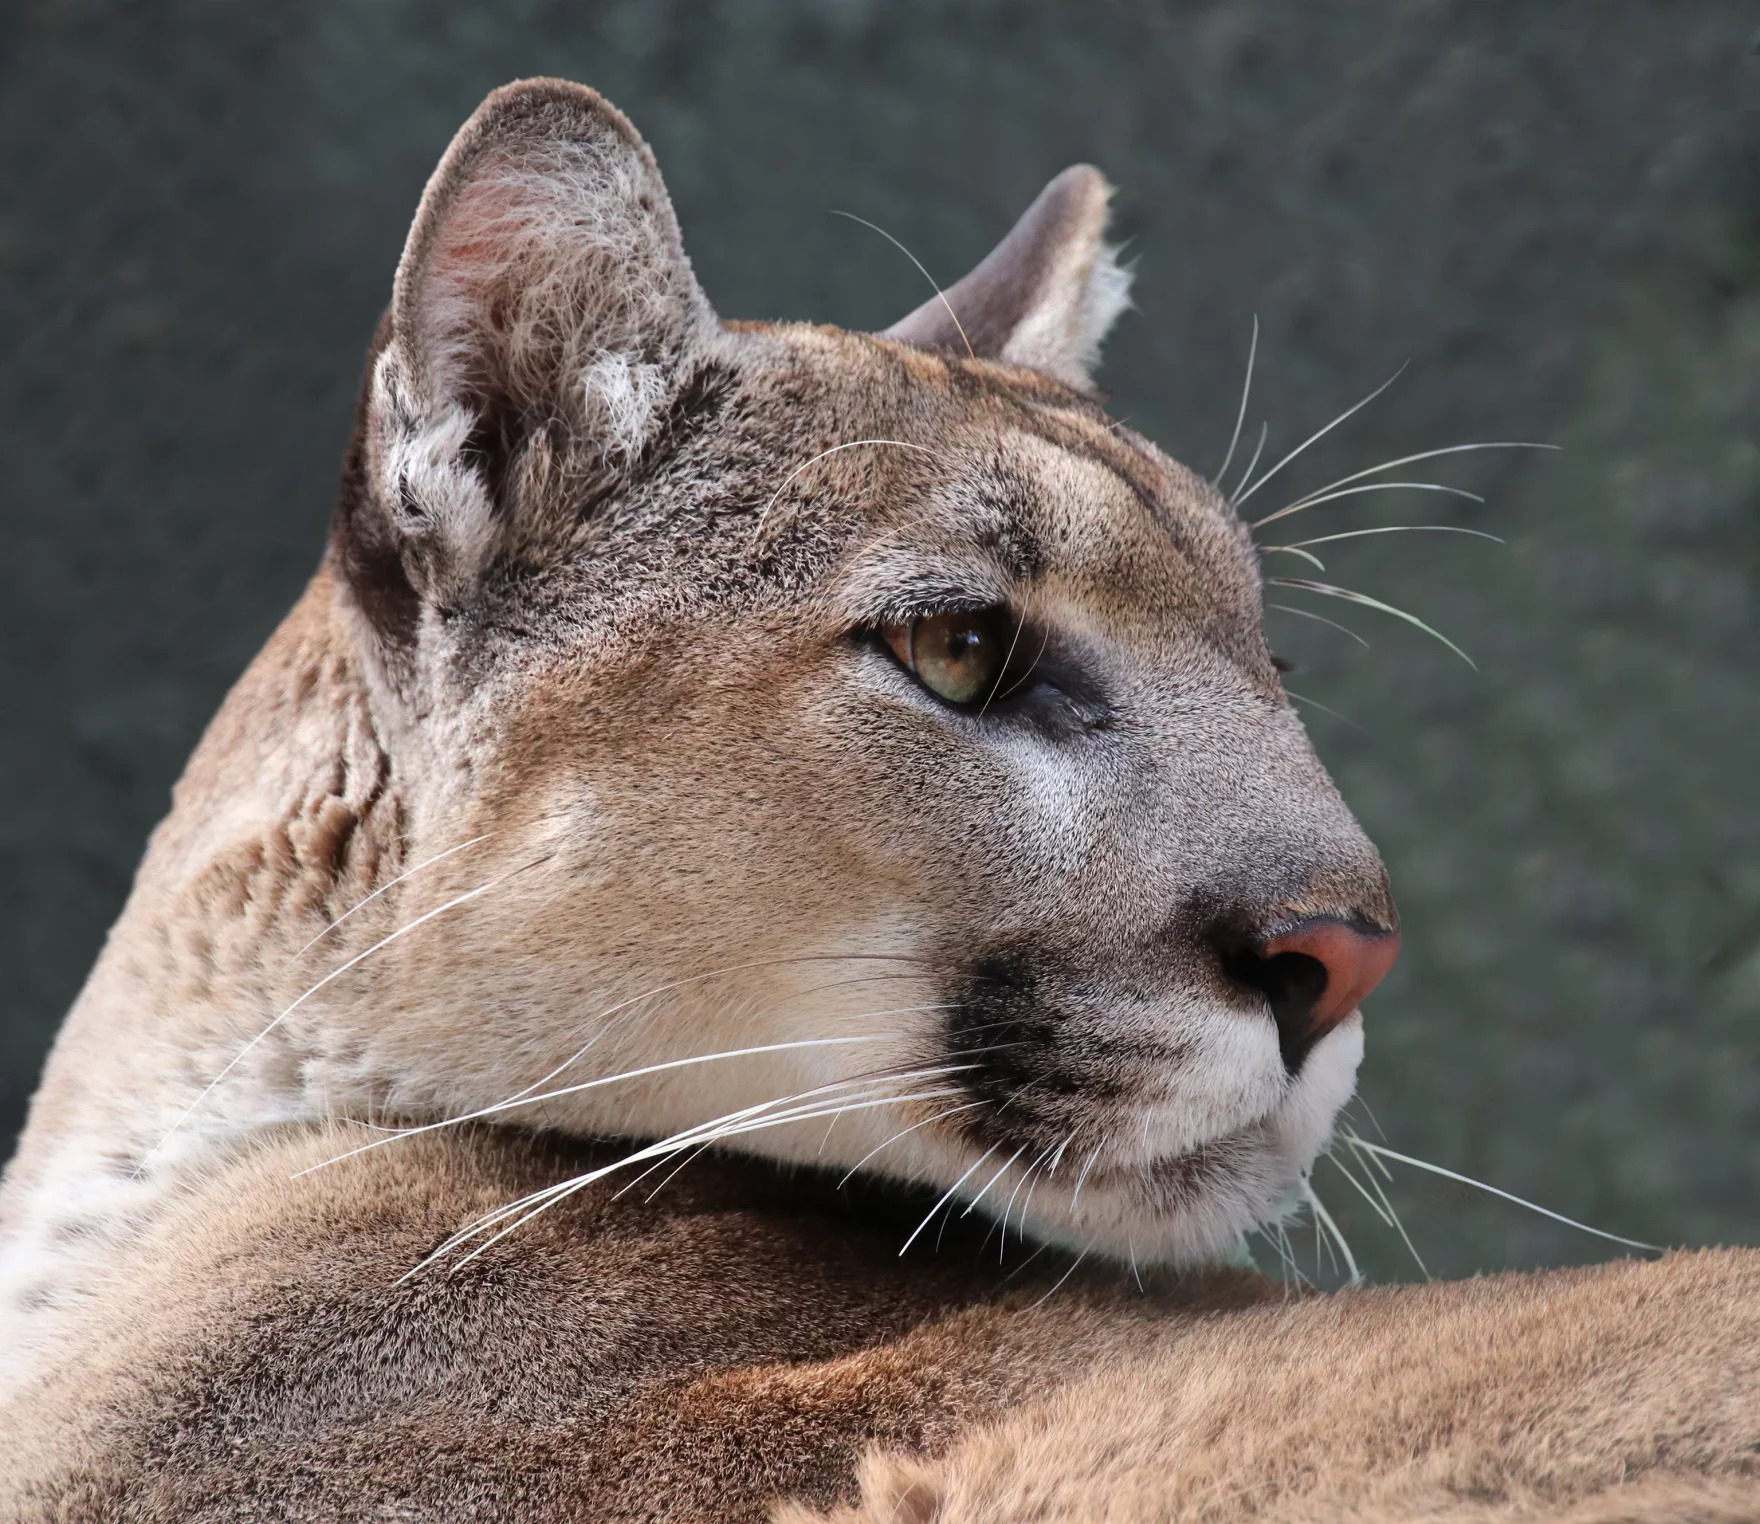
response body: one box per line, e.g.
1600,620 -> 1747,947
880,165 -> 1130,389
334,78 -> 717,642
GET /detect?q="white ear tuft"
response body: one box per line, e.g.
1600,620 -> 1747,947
880,165 -> 1133,388
1010,235 -> 1134,385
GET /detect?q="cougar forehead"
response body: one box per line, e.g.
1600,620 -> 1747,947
470,331 -> 1262,667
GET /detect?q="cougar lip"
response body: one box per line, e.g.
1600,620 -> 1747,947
1095,1115 -> 1259,1198
971,1011 -> 1364,1263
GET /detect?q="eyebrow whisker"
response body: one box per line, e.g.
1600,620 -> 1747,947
1267,577 -> 1475,668
832,209 -> 977,361
1213,313 -> 1259,487
1233,363 -> 1409,508
1250,443 -> 1558,530
1230,419 -> 1268,502
755,439 -> 950,542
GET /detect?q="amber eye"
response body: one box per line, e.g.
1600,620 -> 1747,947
881,610 -> 1007,707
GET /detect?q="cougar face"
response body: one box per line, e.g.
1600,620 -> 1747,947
310,80 -> 1398,1267
0,78 -> 1353,1283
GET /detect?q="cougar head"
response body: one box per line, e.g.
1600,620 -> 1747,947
330,79 -> 1397,1265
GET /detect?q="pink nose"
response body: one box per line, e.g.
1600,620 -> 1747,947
1222,916 -> 1400,1072
1257,918 -> 1401,1045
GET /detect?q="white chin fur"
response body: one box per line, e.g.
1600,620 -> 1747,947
979,1014 -> 1365,1267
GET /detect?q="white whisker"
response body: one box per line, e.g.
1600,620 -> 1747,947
292,833 -> 496,958
1279,524 -> 1503,551
1262,545 -> 1326,571
149,857 -> 546,1165
897,1146 -> 998,1257
978,590 -> 1034,719
835,1100 -> 988,1186
1255,483 -> 1485,532
505,954 -> 934,1110
463,1067 -> 970,1235
1213,313 -> 1258,486
413,1084 -> 970,1282
960,1146 -> 1026,1219
1250,442 -> 1558,529
620,1071 -> 963,1202
998,1142 -> 1056,1259
1266,577 -> 1475,668
294,1033 -> 909,1177
1283,689 -> 1363,731
831,210 -> 976,361
1046,1135 -> 1073,1176
755,440 -> 948,541
1028,1237 -> 1095,1309
1068,1143 -> 1104,1216
1272,1214 -> 1310,1290
1303,1177 -> 1361,1285
1325,1142 -> 1427,1280
1013,1134 -> 1069,1243
994,617 -> 1055,705
1266,603 -> 1370,647
1001,1239 -> 1051,1284
1233,363 -> 1408,508
1344,1135 -> 1661,1253
806,1051 -> 967,1158
1230,420 -> 1268,501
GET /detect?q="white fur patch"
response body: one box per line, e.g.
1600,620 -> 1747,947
1063,241 -> 1135,378
579,348 -> 671,459
371,350 -> 497,566
1002,240 -> 1134,387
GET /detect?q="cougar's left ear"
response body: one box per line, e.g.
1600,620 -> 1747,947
341,78 -> 717,629
880,165 -> 1131,388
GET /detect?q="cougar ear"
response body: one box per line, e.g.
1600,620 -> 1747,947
880,165 -> 1131,388
345,78 -> 716,625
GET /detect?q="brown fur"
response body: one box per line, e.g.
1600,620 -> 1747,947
11,1125 -> 1755,1520
4,76 -> 1755,1524
6,1125 -> 1269,1521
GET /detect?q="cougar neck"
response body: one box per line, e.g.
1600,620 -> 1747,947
1,567 -> 408,1253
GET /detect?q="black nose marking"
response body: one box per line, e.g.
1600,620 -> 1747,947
1221,917 -> 1399,1073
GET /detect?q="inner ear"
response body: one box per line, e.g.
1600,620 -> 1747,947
880,165 -> 1132,388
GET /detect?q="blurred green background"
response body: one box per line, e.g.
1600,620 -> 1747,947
2,1 -> 1755,1280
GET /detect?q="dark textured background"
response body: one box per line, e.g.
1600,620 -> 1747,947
2,1 -> 1756,1280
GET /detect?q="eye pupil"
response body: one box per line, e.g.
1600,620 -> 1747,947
941,624 -> 982,662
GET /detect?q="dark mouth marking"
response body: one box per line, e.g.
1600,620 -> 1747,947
943,950 -> 1160,1152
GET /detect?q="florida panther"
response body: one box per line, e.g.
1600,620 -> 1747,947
4,78 -> 1753,1523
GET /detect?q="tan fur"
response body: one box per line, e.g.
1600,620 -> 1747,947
4,77 -> 1754,1522
790,1250 -> 1760,1523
